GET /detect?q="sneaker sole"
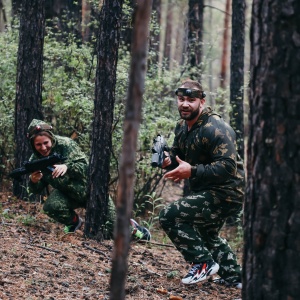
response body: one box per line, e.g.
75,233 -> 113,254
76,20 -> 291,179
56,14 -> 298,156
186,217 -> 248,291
213,278 -> 242,289
182,263 -> 220,285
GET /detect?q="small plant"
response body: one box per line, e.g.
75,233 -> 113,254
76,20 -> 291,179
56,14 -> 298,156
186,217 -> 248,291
17,215 -> 36,226
2,208 -> 15,220
21,185 -> 36,203
141,192 -> 165,231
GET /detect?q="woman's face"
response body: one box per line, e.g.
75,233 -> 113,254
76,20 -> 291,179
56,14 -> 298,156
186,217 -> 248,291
33,135 -> 52,156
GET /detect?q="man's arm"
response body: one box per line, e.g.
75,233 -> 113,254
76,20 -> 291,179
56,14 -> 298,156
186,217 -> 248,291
191,121 -> 237,184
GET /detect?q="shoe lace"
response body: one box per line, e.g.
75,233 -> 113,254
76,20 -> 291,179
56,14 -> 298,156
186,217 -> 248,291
188,264 -> 202,275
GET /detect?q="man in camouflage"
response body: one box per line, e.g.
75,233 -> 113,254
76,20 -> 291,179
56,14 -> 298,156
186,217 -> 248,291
159,80 -> 244,288
27,119 -> 115,235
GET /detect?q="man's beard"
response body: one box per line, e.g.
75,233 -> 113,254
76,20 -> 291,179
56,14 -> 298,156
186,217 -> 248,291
179,107 -> 200,121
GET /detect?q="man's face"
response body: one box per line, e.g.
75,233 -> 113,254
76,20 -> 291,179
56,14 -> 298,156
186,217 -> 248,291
177,89 -> 205,121
33,135 -> 52,156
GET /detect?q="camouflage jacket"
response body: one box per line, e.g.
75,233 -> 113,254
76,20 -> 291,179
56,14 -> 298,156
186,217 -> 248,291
168,107 -> 245,203
27,120 -> 88,201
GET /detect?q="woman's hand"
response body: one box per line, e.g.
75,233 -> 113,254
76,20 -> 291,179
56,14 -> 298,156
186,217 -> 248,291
52,164 -> 68,178
30,170 -> 43,183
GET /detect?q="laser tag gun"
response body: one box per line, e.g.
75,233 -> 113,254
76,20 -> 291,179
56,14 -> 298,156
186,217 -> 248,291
151,134 -> 169,168
9,153 -> 67,181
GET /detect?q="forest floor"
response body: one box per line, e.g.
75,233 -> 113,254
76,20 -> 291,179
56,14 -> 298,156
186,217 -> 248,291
0,183 -> 243,300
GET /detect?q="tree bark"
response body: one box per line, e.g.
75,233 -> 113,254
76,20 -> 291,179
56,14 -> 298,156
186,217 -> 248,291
163,0 -> 172,68
13,0 -> 45,199
219,0 -> 231,89
244,0 -> 300,299
0,0 -> 7,32
85,0 -> 124,241
188,0 -> 204,81
109,1 -> 152,299
148,0 -> 161,68
230,0 -> 245,159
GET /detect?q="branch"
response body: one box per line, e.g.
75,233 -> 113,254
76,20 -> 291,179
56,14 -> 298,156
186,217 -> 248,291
82,242 -> 111,260
133,239 -> 174,248
28,244 -> 61,254
204,4 -> 232,17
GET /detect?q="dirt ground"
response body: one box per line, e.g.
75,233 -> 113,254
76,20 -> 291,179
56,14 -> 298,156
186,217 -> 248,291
0,190 -> 242,300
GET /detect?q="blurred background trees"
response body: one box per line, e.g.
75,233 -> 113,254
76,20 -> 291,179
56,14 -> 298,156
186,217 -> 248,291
0,0 -> 250,212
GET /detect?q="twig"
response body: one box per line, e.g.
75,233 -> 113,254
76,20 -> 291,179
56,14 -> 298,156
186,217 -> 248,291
204,4 -> 232,16
0,279 -> 14,285
28,244 -> 61,254
82,242 -> 111,260
133,239 -> 174,248
0,221 -> 14,226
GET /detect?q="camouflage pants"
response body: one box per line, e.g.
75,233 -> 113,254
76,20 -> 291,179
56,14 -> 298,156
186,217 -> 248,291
43,190 -> 115,235
159,191 -> 242,281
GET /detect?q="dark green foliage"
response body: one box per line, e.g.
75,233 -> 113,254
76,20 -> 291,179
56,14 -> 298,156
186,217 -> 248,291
0,24 -> 180,208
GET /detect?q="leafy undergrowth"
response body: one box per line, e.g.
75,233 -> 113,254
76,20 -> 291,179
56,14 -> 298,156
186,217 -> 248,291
0,193 -> 242,300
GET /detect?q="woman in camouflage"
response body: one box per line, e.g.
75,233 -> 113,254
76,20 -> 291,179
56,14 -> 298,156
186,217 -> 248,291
27,119 -> 150,240
159,80 -> 244,289
28,119 -> 95,233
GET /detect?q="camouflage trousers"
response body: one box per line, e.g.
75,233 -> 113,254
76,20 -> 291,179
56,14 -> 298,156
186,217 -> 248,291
43,190 -> 116,235
159,191 -> 242,281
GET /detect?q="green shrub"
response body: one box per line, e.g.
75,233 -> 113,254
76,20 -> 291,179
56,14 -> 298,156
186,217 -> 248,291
0,22 -> 182,211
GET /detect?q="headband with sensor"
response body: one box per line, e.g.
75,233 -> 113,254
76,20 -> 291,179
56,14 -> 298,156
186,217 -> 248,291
175,88 -> 206,99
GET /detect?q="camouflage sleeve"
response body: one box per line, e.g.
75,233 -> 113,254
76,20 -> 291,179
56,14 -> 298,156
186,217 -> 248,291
59,139 -> 88,178
194,120 -> 237,184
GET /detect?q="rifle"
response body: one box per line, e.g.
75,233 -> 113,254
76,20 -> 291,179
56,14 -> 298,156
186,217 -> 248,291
9,153 -> 67,181
151,134 -> 169,168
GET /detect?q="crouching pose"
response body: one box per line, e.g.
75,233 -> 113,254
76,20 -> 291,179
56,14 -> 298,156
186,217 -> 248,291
159,80 -> 244,289
27,119 -> 150,240
27,119 -> 115,234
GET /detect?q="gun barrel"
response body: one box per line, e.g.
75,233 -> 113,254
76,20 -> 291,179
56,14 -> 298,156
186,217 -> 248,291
151,153 -> 160,167
9,153 -> 66,179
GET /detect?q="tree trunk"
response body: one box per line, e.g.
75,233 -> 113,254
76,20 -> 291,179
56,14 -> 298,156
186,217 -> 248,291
84,0 -> 124,241
188,0 -> 204,81
244,0 -> 300,299
148,0 -> 161,68
109,1 -> 152,299
230,0 -> 245,159
163,0 -> 172,68
207,0 -> 215,107
81,0 -> 91,42
219,0 -> 231,89
13,0 -> 45,199
0,0 -> 7,32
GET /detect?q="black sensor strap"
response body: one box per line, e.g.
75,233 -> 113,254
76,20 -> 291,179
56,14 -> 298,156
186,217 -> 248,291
175,88 -> 205,98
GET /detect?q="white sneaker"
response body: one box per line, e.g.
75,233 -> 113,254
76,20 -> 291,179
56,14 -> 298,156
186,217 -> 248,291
181,261 -> 219,285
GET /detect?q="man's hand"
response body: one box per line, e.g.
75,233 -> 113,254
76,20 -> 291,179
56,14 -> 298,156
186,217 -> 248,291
162,151 -> 171,169
52,164 -> 68,178
30,170 -> 43,183
163,156 -> 191,183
